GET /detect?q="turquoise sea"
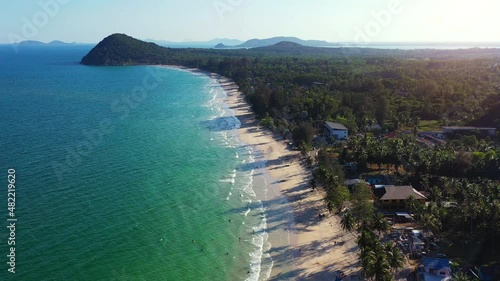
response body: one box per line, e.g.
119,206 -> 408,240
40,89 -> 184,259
0,45 -> 272,280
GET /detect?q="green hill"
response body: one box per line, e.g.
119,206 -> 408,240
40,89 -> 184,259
81,33 -> 172,65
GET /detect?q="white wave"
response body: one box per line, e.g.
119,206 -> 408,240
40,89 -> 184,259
219,178 -> 235,185
242,173 -> 256,198
202,77 -> 274,280
246,213 -> 270,281
259,253 -> 273,281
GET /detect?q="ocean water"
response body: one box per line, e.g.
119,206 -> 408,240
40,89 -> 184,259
0,45 -> 272,280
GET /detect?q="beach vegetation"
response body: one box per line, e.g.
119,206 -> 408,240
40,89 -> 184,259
260,113 -> 276,131
355,219 -> 405,281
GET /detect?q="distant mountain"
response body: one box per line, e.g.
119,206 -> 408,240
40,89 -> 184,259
18,40 -> 42,45
145,38 -> 244,48
214,43 -> 227,49
49,40 -> 71,45
255,41 -> 307,50
265,41 -> 305,48
207,38 -> 244,46
18,40 -> 74,45
234,37 -> 334,48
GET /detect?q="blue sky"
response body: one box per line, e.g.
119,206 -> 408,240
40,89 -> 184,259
0,0 -> 499,43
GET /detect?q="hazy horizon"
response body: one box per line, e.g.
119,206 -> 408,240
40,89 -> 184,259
1,0 -> 499,45
5,37 -> 500,45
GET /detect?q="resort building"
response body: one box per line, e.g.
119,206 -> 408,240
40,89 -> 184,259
374,185 -> 427,210
324,121 -> 349,140
344,179 -> 370,187
344,179 -> 370,192
417,258 -> 452,281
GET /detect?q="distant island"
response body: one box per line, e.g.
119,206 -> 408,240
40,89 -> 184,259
145,38 -> 244,48
145,36 -> 340,49
17,40 -> 76,46
214,36 -> 335,48
214,43 -> 227,49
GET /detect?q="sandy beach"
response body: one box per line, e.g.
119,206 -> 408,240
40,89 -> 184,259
216,75 -> 362,280
165,65 -> 362,280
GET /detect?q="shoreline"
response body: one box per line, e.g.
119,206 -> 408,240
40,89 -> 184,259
217,75 -> 363,280
164,65 -> 362,280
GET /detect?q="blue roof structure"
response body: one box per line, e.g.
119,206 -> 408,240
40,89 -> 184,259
423,258 -> 450,271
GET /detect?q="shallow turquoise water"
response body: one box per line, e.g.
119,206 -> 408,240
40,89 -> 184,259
0,45 -> 270,280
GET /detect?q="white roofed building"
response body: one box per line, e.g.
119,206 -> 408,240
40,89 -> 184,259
324,122 -> 348,140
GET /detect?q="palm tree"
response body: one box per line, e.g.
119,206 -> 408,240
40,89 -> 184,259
406,195 -> 425,222
356,225 -> 395,281
412,116 -> 420,137
389,138 -> 404,172
488,199 -> 500,255
357,227 -> 378,251
419,212 -> 441,235
340,212 -> 356,234
314,166 -> 330,185
359,249 -> 377,280
372,213 -> 391,237
384,242 -> 406,275
366,242 -> 393,281
453,272 -> 472,281
406,195 -> 417,215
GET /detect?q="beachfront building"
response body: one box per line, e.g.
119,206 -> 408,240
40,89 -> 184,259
344,179 -> 370,192
344,179 -> 370,187
442,126 -> 496,137
374,185 -> 427,210
417,258 -> 452,281
324,122 -> 348,140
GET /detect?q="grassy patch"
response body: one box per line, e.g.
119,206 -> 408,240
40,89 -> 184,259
418,120 -> 442,131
